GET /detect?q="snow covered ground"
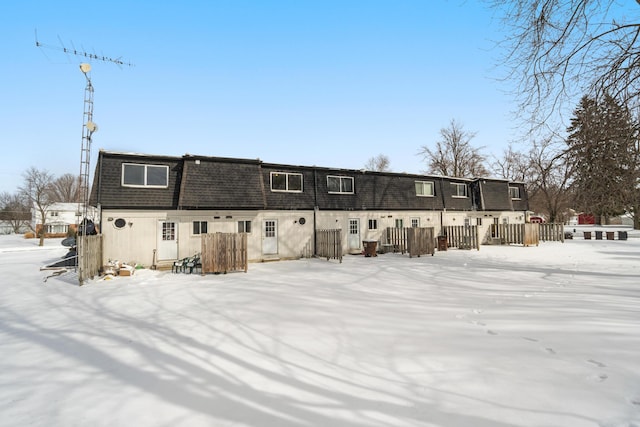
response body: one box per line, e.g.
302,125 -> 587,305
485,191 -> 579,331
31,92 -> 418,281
1,228 -> 639,427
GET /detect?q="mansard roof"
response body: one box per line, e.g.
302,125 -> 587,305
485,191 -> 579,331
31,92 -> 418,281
90,150 -> 528,212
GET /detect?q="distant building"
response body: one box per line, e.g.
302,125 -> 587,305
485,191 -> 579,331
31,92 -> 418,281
578,213 -> 596,225
31,202 -> 98,236
0,221 -> 29,235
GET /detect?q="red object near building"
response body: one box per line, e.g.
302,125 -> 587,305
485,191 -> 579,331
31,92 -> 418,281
578,214 -> 596,225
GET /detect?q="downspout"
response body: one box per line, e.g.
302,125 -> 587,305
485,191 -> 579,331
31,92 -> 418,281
313,167 -> 318,256
439,178 -> 446,233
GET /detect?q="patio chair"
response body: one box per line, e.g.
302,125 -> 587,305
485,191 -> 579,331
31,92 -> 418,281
185,254 -> 201,274
172,257 -> 190,273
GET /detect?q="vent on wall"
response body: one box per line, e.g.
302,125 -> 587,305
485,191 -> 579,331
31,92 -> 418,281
114,218 -> 126,229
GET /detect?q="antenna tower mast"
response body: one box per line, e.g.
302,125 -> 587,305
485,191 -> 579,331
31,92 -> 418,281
36,34 -> 133,284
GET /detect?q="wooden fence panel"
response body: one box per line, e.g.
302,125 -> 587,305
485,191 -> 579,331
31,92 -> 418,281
316,229 -> 343,262
384,227 -> 408,253
442,226 -> 479,250
201,232 -> 248,274
524,223 -> 540,246
78,234 -> 103,285
539,223 -> 564,242
491,224 -> 541,246
406,227 -> 436,257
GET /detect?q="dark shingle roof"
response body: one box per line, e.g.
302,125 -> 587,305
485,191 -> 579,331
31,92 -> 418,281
91,150 -> 528,212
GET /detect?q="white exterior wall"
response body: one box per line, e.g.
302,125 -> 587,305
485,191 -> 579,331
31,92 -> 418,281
100,209 -> 317,267
100,208 -> 528,268
253,210 -> 314,261
101,210 -> 164,266
315,210 -> 442,254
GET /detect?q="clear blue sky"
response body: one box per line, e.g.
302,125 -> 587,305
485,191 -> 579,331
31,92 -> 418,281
0,0 -> 517,194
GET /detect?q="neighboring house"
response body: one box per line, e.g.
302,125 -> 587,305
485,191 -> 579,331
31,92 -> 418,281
89,150 -> 530,268
528,215 -> 545,224
31,202 -> 97,236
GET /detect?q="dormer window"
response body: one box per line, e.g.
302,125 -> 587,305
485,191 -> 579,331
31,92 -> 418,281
509,186 -> 521,199
327,176 -> 354,194
451,183 -> 468,198
270,172 -> 303,192
122,163 -> 169,188
415,181 -> 434,197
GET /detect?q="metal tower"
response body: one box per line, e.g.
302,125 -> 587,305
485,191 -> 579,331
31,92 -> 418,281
36,34 -> 132,284
79,63 -> 97,225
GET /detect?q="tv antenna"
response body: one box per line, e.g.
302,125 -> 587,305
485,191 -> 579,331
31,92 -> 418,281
36,31 -> 133,285
35,31 -> 134,68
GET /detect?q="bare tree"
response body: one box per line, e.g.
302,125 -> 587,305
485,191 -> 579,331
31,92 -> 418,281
364,154 -> 391,172
488,1 -> 640,130
19,167 -> 56,246
527,138 -> 575,223
490,143 -> 530,182
0,192 -> 31,234
418,119 -> 488,178
50,173 -> 81,203
490,139 -> 573,222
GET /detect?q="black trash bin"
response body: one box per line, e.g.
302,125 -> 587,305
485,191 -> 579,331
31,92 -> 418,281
606,231 -> 615,240
595,231 -> 603,240
584,231 -> 592,240
618,231 -> 628,241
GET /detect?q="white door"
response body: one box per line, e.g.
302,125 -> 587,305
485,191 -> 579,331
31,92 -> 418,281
157,220 -> 178,260
262,219 -> 278,255
348,218 -> 360,251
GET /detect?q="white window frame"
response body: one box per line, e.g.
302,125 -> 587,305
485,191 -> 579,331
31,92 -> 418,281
270,172 -> 303,193
368,219 -> 378,230
122,163 -> 169,188
327,175 -> 354,194
411,217 -> 420,228
451,183 -> 468,198
238,220 -> 252,233
509,186 -> 521,199
192,220 -> 208,235
395,219 -> 404,228
415,181 -> 434,197
46,224 -> 68,234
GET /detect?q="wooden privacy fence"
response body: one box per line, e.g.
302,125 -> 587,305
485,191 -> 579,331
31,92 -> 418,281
385,227 -> 408,253
539,223 -> 565,242
406,227 -> 436,257
301,237 -> 314,259
384,227 -> 436,256
491,223 -> 540,246
442,225 -> 479,250
201,232 -> 248,274
316,229 -> 343,262
78,234 -> 103,285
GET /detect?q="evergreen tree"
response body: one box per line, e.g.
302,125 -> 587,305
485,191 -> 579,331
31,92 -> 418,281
566,94 -> 638,224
